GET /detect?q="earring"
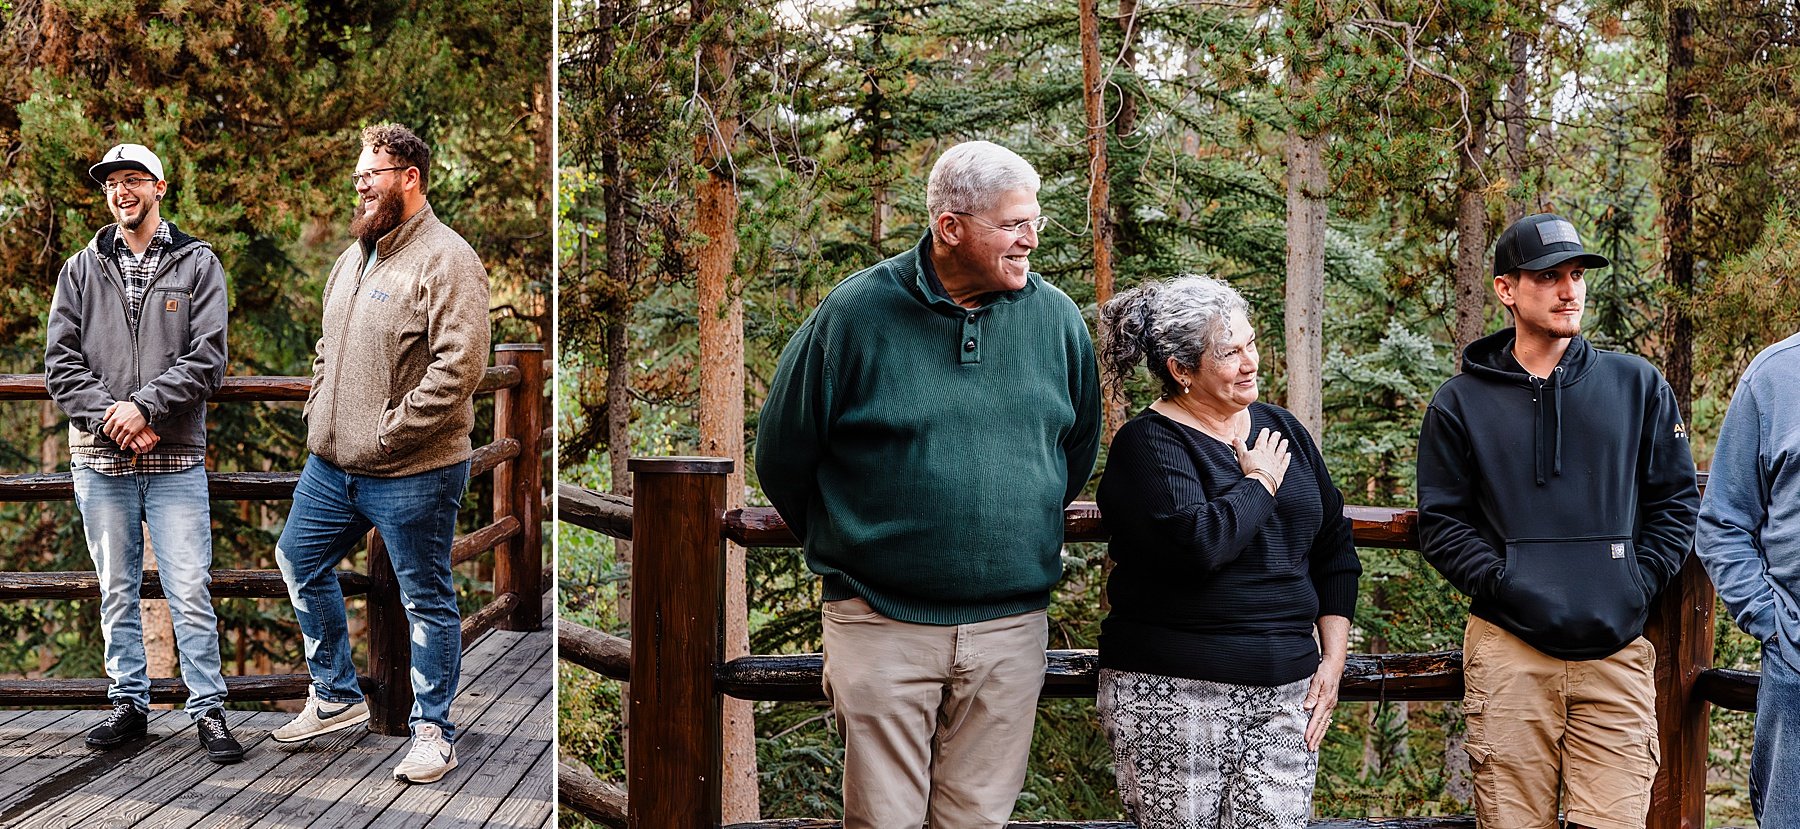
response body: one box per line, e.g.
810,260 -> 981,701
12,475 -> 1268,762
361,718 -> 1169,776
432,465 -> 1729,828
1180,381 -> 1191,394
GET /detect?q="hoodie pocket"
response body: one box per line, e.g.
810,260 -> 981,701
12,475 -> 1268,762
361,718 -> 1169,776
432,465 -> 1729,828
1495,535 -> 1650,653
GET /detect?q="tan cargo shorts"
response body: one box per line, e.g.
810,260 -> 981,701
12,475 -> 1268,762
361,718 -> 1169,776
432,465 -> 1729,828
1461,614 -> 1660,829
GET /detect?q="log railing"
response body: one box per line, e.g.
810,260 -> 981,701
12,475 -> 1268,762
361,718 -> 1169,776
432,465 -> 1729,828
0,344 -> 547,737
558,459 -> 1742,829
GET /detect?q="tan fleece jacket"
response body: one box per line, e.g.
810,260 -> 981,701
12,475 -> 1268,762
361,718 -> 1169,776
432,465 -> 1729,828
306,203 -> 491,477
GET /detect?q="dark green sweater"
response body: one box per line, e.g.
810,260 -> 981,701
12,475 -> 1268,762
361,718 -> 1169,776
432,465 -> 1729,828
755,234 -> 1102,625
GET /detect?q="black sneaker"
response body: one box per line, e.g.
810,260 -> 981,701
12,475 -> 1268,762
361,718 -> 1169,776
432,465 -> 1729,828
85,700 -> 148,748
196,708 -> 244,764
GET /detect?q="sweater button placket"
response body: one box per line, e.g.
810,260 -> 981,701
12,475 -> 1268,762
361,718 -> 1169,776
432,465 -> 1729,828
960,313 -> 981,364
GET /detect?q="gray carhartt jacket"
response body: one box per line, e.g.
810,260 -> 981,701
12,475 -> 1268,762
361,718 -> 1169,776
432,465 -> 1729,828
45,223 -> 229,454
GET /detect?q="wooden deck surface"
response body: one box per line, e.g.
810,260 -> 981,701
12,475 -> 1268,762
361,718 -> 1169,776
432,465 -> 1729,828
0,623 -> 552,828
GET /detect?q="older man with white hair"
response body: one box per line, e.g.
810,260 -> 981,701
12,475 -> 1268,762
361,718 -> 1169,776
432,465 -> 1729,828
757,140 -> 1102,828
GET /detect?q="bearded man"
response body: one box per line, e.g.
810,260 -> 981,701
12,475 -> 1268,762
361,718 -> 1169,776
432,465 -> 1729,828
270,123 -> 491,785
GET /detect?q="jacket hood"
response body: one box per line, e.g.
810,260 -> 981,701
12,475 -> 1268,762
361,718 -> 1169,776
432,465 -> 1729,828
1460,328 -> 1596,385
88,221 -> 206,262
1460,328 -> 1598,486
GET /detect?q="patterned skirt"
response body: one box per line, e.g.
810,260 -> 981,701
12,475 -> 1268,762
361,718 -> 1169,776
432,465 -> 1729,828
1097,668 -> 1317,829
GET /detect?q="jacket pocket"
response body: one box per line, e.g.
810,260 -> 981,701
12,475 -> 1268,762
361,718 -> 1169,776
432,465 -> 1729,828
1495,535 -> 1650,655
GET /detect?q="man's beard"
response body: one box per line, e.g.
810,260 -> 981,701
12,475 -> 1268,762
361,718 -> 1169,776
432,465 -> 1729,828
351,188 -> 406,245
113,199 -> 149,232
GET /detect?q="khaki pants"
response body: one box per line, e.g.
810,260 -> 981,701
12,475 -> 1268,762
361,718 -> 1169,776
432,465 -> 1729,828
821,597 -> 1048,829
1462,615 -> 1660,829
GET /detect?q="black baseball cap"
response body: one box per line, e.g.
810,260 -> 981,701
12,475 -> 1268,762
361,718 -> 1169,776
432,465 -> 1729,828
1492,213 -> 1610,276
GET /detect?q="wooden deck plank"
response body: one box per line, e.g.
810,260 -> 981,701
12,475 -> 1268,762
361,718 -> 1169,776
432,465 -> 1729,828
0,710 -> 184,819
129,712 -> 346,829
421,687 -> 554,828
161,713 -> 371,829
15,625 -> 556,829
400,647 -> 554,828
181,628 -> 528,829
11,709 -> 270,829
305,632 -> 548,828
469,742 -> 553,829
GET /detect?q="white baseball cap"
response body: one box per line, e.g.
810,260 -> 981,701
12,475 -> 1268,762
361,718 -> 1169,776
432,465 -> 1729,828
89,143 -> 165,183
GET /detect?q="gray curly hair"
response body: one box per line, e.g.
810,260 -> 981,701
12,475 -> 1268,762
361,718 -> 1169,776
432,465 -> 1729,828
1099,275 -> 1252,398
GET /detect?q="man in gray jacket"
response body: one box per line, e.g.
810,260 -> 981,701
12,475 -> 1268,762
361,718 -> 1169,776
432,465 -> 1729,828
271,124 -> 490,785
45,143 -> 241,764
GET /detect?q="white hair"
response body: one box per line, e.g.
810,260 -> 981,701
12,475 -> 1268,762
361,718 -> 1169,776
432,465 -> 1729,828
1099,275 -> 1252,398
926,141 -> 1041,219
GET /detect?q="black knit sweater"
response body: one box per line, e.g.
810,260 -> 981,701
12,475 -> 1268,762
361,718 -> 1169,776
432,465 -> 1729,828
1096,403 -> 1361,686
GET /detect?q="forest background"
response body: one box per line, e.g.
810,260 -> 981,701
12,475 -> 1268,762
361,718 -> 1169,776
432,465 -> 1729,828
557,0 -> 1800,823
0,0 -> 551,711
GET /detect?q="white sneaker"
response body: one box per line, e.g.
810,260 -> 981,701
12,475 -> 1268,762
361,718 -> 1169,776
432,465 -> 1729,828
271,689 -> 369,743
393,723 -> 458,784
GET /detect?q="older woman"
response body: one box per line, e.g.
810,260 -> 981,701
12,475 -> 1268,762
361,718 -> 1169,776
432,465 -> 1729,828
1094,275 -> 1360,828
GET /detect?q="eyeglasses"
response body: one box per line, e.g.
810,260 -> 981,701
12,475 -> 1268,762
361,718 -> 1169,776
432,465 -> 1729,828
102,177 -> 157,194
351,166 -> 412,186
951,212 -> 1049,237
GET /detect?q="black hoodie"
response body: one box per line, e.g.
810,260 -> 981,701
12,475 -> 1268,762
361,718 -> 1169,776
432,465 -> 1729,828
1416,330 -> 1699,660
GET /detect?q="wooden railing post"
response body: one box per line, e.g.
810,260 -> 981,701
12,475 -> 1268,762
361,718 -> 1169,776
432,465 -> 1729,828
365,529 -> 412,736
494,343 -> 546,631
628,457 -> 729,829
1646,555 -> 1715,829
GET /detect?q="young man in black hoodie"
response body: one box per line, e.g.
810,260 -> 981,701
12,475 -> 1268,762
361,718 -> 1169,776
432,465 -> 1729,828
1416,213 -> 1699,829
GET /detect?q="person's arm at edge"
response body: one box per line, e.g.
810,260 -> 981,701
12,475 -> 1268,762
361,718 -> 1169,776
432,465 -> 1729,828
1633,377 -> 1701,598
45,261 -> 115,434
1416,401 -> 1505,600
1062,321 -> 1102,505
1696,377 -> 1780,643
755,318 -> 830,541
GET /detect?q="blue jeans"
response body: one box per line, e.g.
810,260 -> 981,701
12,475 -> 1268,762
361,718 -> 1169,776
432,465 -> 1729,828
1752,637 -> 1800,823
275,455 -> 468,740
71,463 -> 227,719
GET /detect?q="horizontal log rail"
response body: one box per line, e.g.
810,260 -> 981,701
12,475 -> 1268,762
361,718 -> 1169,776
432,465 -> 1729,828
560,757 -> 629,828
0,364 -> 521,402
0,437 -> 521,503
716,650 -> 1465,702
461,591 -> 520,650
724,502 -> 1421,548
0,569 -> 369,600
452,516 -> 522,566
0,673 -> 376,706
557,483 -> 633,539
557,619 -> 631,681
561,621 -> 1763,712
1698,667 -> 1760,712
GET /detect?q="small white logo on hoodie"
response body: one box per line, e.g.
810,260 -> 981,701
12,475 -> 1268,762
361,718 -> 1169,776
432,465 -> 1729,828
1611,543 -> 1626,559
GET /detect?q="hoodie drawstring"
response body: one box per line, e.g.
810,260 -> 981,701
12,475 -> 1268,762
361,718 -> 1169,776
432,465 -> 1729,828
1552,365 -> 1565,477
1532,376 -> 1546,486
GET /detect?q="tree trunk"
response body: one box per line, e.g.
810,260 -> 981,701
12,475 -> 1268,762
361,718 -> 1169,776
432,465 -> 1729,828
1079,0 -> 1122,440
1453,114 -> 1491,362
1503,32 -> 1533,225
692,1 -> 759,818
1661,5 -> 1696,418
1283,101 -> 1328,441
